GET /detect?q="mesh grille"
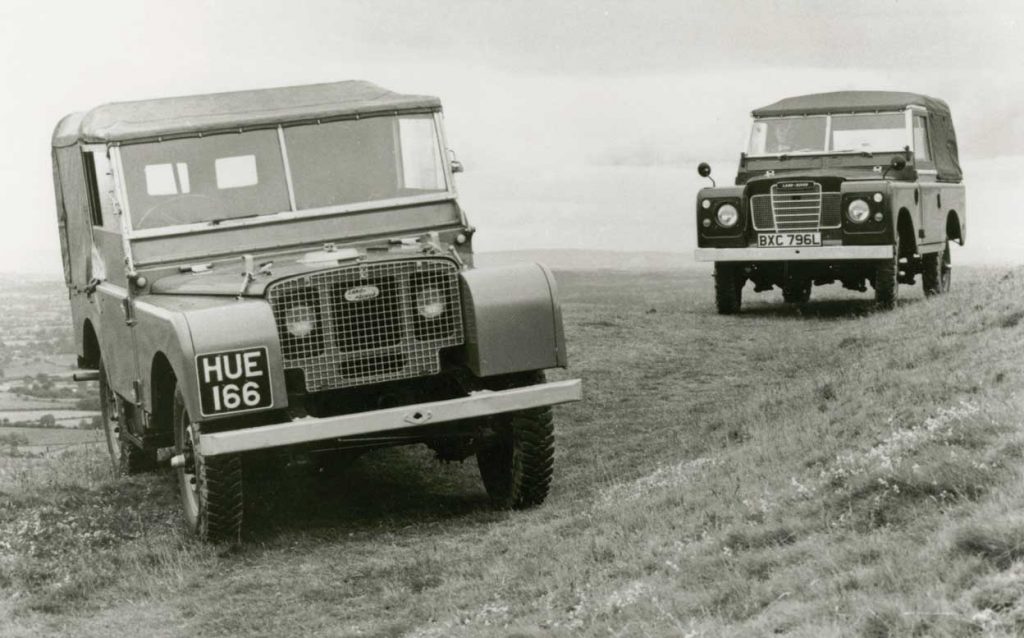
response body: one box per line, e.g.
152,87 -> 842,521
820,193 -> 841,227
751,196 -> 774,230
750,182 -> 841,232
267,258 -> 464,392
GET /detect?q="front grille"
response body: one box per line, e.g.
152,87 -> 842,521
267,258 -> 464,392
750,181 -> 841,232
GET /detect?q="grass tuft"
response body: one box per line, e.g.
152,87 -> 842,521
1000,310 -> 1024,328
953,520 -> 1024,569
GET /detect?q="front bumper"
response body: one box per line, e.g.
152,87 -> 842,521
199,379 -> 582,457
694,245 -> 893,262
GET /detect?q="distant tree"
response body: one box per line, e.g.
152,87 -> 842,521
38,414 -> 56,428
0,432 -> 30,455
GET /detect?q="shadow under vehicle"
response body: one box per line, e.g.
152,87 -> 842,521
51,81 -> 581,542
694,91 -> 965,313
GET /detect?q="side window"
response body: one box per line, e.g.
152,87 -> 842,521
913,115 -> 931,163
145,162 -> 190,195
215,155 -> 258,189
82,152 -> 103,227
82,150 -> 118,230
398,117 -> 445,191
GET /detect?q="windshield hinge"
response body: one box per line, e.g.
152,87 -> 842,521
237,254 -> 255,299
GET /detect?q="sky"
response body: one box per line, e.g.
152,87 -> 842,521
1,0 -> 1022,275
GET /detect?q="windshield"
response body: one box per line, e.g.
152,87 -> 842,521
747,112 -> 908,156
120,114 -> 448,230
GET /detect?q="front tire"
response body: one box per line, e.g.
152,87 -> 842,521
475,373 -> 555,510
922,240 -> 952,296
714,262 -> 744,314
874,236 -> 900,310
173,387 -> 243,543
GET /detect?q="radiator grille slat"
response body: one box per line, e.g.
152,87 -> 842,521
750,182 -> 841,232
268,259 -> 464,392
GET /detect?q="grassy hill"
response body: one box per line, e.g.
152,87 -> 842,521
2,265 -> 1023,637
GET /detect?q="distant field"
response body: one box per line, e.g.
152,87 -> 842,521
0,425 -> 102,446
1,263 -> 1023,637
0,395 -> 79,410
1,354 -> 77,380
0,410 -> 97,422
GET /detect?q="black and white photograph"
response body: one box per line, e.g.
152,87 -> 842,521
1,1 -> 1022,635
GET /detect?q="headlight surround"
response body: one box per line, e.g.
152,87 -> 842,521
716,203 -> 739,228
284,303 -> 316,338
416,287 -> 446,319
847,199 -> 871,224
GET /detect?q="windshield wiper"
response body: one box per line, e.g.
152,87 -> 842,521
210,213 -> 261,226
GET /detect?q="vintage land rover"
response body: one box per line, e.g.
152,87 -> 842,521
694,91 -> 965,313
51,81 -> 581,542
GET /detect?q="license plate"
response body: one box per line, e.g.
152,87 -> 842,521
757,232 -> 822,248
196,347 -> 273,416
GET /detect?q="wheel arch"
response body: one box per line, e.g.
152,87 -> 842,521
896,208 -> 917,255
149,351 -> 179,439
947,210 -> 964,245
81,319 -> 100,368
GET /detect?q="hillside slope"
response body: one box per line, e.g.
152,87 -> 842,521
2,266 -> 1023,637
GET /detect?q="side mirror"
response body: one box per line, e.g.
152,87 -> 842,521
697,162 -> 715,187
882,155 -> 907,179
448,149 -> 464,174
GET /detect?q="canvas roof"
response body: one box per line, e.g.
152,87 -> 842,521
751,91 -> 962,182
52,80 -> 441,147
751,91 -> 951,118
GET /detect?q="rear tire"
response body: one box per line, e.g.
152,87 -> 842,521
173,387 -> 243,543
475,373 -> 555,510
922,240 -> 951,296
714,263 -> 744,314
98,359 -> 155,475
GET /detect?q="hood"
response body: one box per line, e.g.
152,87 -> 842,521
149,246 -> 452,297
736,151 -> 917,185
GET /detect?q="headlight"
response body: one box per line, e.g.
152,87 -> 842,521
284,304 -> 316,338
847,199 -> 871,223
716,204 -> 739,228
416,287 -> 446,319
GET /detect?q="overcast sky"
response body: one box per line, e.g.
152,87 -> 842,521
2,0 -> 1021,274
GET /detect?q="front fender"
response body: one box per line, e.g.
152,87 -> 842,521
183,300 -> 289,421
136,296 -> 287,423
458,263 -> 567,378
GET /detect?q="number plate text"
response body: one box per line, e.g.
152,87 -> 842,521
196,348 -> 273,416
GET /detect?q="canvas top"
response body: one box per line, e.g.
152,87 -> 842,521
752,91 -> 951,118
52,80 -> 441,147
